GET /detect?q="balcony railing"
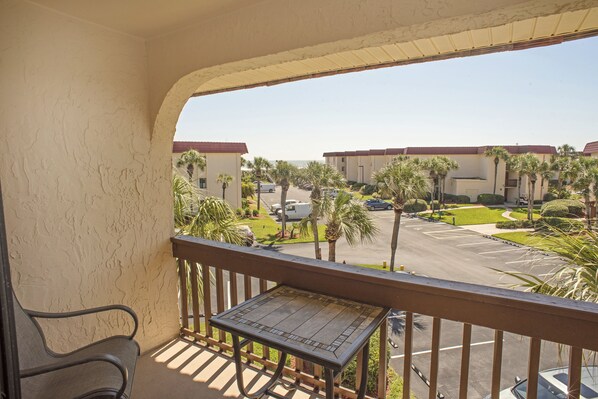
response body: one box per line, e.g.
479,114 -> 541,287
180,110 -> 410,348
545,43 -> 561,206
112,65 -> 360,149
172,236 -> 598,399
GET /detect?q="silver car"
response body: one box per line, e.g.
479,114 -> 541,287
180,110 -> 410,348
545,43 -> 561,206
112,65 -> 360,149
489,366 -> 598,399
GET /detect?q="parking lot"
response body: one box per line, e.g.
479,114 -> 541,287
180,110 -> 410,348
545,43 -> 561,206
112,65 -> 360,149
256,186 -> 569,398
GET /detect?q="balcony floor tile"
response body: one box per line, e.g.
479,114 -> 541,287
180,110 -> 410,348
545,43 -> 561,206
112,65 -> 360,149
132,337 -> 321,399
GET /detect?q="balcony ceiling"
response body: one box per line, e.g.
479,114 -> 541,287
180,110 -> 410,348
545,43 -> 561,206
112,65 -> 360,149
193,7 -> 598,96
29,0 -> 267,38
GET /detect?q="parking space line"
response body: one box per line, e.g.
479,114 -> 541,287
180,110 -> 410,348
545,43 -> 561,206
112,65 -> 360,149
390,340 -> 495,359
505,257 -> 559,264
477,248 -> 528,255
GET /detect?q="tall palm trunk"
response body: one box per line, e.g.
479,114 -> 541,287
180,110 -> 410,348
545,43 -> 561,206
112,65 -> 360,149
517,175 -> 522,205
328,240 -> 337,262
256,178 -> 261,210
280,183 -> 288,236
311,190 -> 322,259
540,178 -> 545,203
585,193 -> 592,229
222,185 -> 226,200
389,205 -> 403,271
493,158 -> 499,195
441,176 -> 447,208
187,165 -> 194,182
527,180 -> 534,221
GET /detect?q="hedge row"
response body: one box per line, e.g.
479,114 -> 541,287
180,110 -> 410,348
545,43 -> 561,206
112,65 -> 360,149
477,193 -> 505,205
495,217 -> 584,232
404,199 -> 427,213
540,199 -> 584,218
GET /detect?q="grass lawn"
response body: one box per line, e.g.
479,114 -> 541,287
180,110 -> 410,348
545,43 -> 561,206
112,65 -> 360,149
492,231 -> 568,254
418,206 -> 509,225
510,206 -> 542,221
356,263 -> 392,271
240,207 -> 326,245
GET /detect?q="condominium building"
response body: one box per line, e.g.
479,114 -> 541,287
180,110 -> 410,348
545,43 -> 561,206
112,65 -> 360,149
173,141 -> 248,208
583,141 -> 598,158
324,145 -> 557,203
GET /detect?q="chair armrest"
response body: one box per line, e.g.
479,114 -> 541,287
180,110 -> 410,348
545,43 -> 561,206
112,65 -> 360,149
20,353 -> 128,398
25,305 -> 138,340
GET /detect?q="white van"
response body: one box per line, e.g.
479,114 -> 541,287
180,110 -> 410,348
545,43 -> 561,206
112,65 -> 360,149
277,203 -> 312,221
255,182 -> 276,193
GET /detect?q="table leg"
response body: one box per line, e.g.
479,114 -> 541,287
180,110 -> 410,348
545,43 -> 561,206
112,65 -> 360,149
356,342 -> 370,399
231,334 -> 288,399
325,368 -> 335,399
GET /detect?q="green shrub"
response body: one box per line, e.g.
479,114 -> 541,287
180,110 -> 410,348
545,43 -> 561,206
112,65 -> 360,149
541,204 -> 568,217
241,182 -> 255,198
441,194 -> 471,204
541,199 -> 584,218
359,184 -> 377,196
341,331 -> 388,396
477,193 -> 505,205
430,200 -> 440,211
235,208 -> 243,217
404,199 -> 427,213
244,208 -> 251,217
543,192 -> 558,202
241,198 -> 249,208
455,195 -> 471,204
252,209 -> 259,217
496,220 -> 535,229
347,180 -> 357,187
351,182 -> 366,191
537,217 -> 584,232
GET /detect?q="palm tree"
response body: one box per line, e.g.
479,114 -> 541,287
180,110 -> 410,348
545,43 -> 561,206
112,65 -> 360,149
538,161 -> 552,202
216,173 -> 233,201
373,158 -> 428,271
551,145 -> 576,192
421,157 -> 442,214
251,157 -> 272,211
295,161 -> 345,260
302,191 -> 377,262
270,161 -> 298,237
502,228 -> 598,303
557,144 -> 577,158
517,154 -> 541,221
176,149 -> 206,183
173,171 -> 243,244
436,156 -> 459,206
507,155 -> 523,204
570,157 -> 598,228
484,147 -> 510,195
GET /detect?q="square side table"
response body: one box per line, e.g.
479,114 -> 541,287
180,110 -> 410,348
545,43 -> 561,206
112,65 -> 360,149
210,285 -> 389,399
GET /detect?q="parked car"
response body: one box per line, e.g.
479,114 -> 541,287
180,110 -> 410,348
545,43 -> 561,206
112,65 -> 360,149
255,182 -> 276,193
322,188 -> 339,198
486,366 -> 598,399
364,198 -> 392,211
270,199 -> 298,214
237,225 -> 255,247
276,203 -> 312,221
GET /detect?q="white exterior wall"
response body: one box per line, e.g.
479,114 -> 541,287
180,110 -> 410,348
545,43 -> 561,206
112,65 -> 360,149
346,157 -> 359,182
1,2 -> 178,353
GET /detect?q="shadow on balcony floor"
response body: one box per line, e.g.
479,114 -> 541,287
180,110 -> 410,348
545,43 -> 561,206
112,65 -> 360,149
132,337 -> 321,399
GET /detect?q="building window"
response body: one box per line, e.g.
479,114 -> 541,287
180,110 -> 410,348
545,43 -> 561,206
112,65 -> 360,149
341,166 -> 345,172
199,178 -> 207,189
341,157 -> 345,162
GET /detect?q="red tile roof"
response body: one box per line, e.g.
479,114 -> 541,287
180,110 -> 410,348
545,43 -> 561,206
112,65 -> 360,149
583,141 -> 598,155
173,141 -> 248,154
323,145 -> 557,157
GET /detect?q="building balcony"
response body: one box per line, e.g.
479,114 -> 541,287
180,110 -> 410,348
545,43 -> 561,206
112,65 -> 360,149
128,237 -> 598,399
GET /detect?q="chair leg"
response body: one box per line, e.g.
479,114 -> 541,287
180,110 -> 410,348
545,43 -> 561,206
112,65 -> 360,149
231,334 -> 287,399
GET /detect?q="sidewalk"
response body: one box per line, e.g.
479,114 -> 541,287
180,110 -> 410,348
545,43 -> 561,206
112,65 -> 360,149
460,223 -> 533,236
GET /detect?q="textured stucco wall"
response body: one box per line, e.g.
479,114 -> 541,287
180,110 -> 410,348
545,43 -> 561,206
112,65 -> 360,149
0,1 -> 179,353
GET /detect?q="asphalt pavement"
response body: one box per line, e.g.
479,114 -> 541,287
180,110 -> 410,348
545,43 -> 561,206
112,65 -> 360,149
254,186 -> 571,398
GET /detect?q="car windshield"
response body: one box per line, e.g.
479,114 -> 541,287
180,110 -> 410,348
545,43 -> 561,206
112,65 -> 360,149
512,376 -> 567,399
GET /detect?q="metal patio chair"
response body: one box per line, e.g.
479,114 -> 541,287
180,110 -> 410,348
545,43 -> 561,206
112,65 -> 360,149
0,183 -> 139,398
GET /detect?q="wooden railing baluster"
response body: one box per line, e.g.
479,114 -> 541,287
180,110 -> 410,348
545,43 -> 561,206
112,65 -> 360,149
190,262 -> 201,334
491,330 -> 504,398
259,278 -> 270,360
378,318 -> 388,399
201,264 -> 213,338
177,259 -> 189,330
458,323 -> 472,399
402,312 -> 414,399
295,357 -> 303,385
568,346 -> 582,399
230,271 -> 238,307
244,274 -> 253,355
526,338 -> 542,399
215,267 -> 226,343
429,317 -> 441,399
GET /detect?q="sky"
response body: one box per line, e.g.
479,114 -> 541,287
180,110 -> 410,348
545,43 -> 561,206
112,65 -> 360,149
175,36 -> 598,161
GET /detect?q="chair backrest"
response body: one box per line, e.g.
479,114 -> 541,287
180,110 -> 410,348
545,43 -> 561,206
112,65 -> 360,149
0,183 -> 22,398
